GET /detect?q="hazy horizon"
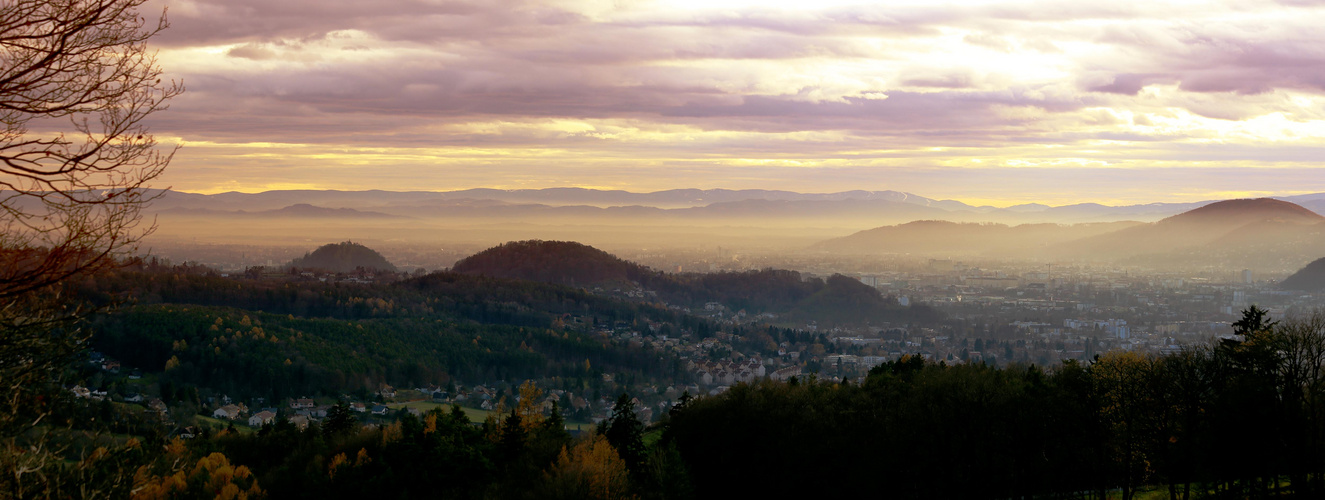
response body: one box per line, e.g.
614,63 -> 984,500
159,185 -> 1325,210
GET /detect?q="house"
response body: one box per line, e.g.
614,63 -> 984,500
771,365 -> 802,381
69,385 -> 91,398
371,405 -> 389,415
248,411 -> 276,427
378,384 -> 396,398
289,398 -> 314,409
289,415 -> 310,430
569,396 -> 589,411
350,402 -> 366,413
212,404 -> 243,420
310,405 -> 331,418
148,399 -> 169,415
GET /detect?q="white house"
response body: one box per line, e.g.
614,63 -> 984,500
212,404 -> 242,420
248,410 -> 276,427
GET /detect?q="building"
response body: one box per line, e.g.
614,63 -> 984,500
248,411 -> 276,427
212,404 -> 244,420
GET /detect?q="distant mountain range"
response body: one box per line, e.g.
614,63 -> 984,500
147,188 -> 1325,225
161,203 -> 402,219
814,198 -> 1325,270
138,188 -> 1325,269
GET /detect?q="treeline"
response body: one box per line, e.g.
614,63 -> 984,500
665,307 -> 1325,499
169,384 -> 679,500
6,383 -> 669,500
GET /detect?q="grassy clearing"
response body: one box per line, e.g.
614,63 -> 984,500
194,414 -> 255,434
384,401 -> 595,431
386,401 -> 491,422
642,428 -> 663,447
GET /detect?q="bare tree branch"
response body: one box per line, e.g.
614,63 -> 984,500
0,2 -> 180,492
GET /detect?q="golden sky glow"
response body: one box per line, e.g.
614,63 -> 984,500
142,0 -> 1325,206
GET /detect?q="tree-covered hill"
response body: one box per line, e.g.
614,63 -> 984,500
1282,256 -> 1325,291
289,241 -> 397,273
452,239 -> 649,286
81,269 -> 706,400
452,240 -> 937,326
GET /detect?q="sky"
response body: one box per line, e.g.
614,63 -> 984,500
142,0 -> 1325,206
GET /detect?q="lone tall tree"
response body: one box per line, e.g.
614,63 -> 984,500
600,393 -> 646,475
0,0 -> 179,429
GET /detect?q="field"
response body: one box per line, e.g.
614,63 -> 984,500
194,414 -> 256,434
385,400 -> 595,431
385,401 -> 492,422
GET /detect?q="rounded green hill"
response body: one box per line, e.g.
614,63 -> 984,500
289,241 -> 397,273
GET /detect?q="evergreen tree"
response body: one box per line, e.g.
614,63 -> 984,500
323,400 -> 357,437
601,393 -> 646,475
543,401 -> 566,433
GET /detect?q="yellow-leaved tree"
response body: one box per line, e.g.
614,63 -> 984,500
131,440 -> 265,500
540,434 -> 636,500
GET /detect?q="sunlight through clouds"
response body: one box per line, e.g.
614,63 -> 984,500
140,0 -> 1325,203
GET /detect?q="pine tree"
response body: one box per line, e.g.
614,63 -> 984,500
323,400 -> 358,437
600,393 -> 645,475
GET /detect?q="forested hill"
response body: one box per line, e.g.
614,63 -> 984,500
81,269 -> 724,401
452,240 -> 651,286
452,240 -> 937,326
289,241 -> 397,272
1282,256 -> 1325,291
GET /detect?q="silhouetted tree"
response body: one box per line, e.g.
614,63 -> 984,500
323,400 -> 358,437
601,393 -> 646,475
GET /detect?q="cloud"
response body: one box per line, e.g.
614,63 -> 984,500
226,43 -> 277,60
138,0 -> 1325,202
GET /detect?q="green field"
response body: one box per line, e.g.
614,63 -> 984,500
194,414 -> 255,434
386,401 -> 492,422
384,401 -> 595,431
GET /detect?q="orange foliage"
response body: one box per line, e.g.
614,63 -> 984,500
542,434 -> 636,500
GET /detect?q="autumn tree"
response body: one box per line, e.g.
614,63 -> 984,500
540,434 -> 636,500
514,380 -> 546,431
